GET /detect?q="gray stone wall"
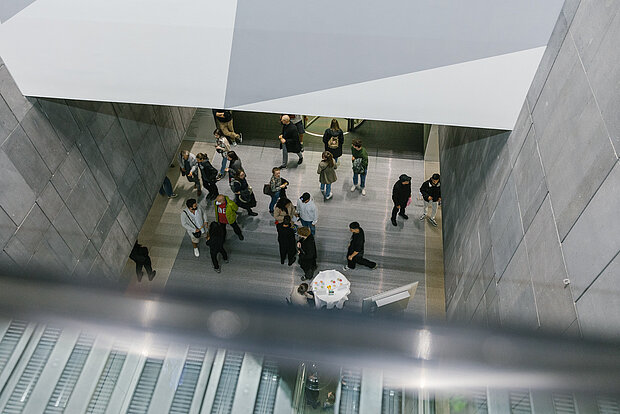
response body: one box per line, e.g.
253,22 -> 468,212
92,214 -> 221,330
440,0 -> 620,339
0,59 -> 195,280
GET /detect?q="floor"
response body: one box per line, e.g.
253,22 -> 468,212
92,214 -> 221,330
122,111 -> 443,320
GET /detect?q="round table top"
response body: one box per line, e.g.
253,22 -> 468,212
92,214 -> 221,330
311,270 -> 350,305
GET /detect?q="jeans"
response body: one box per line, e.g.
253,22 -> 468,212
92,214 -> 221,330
320,183 -> 332,198
423,200 -> 438,218
282,146 -> 302,166
353,172 -> 367,188
269,190 -> 281,213
219,154 -> 227,175
347,253 -> 376,269
300,219 -> 315,235
159,176 -> 173,197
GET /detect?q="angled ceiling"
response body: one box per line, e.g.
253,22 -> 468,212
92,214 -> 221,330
0,0 -> 564,129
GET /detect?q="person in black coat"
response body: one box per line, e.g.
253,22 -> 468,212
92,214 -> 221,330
277,215 -> 297,266
230,171 -> 258,216
322,119 -> 345,162
391,174 -> 412,226
343,222 -> 377,271
297,226 -> 317,280
129,242 -> 156,282
196,153 -> 220,200
279,115 -> 303,168
419,173 -> 441,226
206,221 -> 228,273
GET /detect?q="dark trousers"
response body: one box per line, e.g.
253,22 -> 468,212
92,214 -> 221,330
221,221 -> 243,238
279,243 -> 296,265
300,261 -> 316,279
159,176 -> 173,196
347,254 -> 376,269
186,174 -> 201,190
209,246 -> 228,269
391,205 -> 406,220
135,257 -> 153,278
202,181 -> 219,198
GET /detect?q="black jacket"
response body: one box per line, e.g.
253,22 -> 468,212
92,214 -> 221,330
299,235 -> 317,266
322,128 -> 344,158
129,243 -> 149,264
198,160 -> 218,184
392,181 -> 412,206
420,179 -> 441,201
282,123 -> 302,153
347,229 -> 365,256
206,225 -> 225,250
277,223 -> 297,248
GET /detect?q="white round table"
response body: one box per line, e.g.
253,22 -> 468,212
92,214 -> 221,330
310,270 -> 351,309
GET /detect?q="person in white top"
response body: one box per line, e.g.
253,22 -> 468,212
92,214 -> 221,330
289,283 -> 314,306
296,192 -> 318,235
180,198 -> 208,257
178,150 -> 202,197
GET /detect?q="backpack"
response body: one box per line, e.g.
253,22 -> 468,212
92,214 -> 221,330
328,134 -> 339,149
352,158 -> 365,174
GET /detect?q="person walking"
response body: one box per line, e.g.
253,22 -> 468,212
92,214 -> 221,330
317,151 -> 337,201
289,114 -> 306,151
206,221 -> 228,273
178,150 -> 202,196
129,241 -> 156,282
350,139 -> 369,196
273,196 -> 296,225
391,174 -> 412,226
277,215 -> 297,266
214,194 -> 244,240
279,115 -> 303,168
420,173 -> 441,227
212,109 -> 242,145
268,167 -> 289,214
159,176 -> 178,198
230,171 -> 258,216
196,153 -> 220,200
343,222 -> 377,271
296,193 -> 318,235
214,128 -> 231,180
297,226 -> 317,280
226,151 -> 244,183
322,119 -> 345,163
181,198 -> 208,257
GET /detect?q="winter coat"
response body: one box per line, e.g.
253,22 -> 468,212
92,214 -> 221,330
282,122 -> 302,153
322,128 -> 344,158
392,180 -> 412,206
213,196 -> 239,224
198,160 -> 219,184
351,146 -> 369,171
231,177 -> 257,209
317,160 -> 338,184
298,235 -> 317,268
274,201 -> 296,224
420,179 -> 441,202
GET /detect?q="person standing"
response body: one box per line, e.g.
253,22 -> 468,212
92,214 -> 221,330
317,151 -> 337,201
206,221 -> 228,273
181,198 -> 208,257
279,115 -> 303,168
268,167 -> 289,214
420,173 -> 441,227
212,109 -> 242,145
196,153 -> 220,200
289,114 -> 306,151
350,139 -> 369,196
226,151 -> 244,183
343,222 -> 377,271
230,171 -> 258,216
178,150 -> 202,196
214,194 -> 244,240
273,196 -> 296,225
322,119 -> 345,163
159,176 -> 178,198
214,128 -> 231,180
391,174 -> 412,226
277,215 -> 297,266
129,242 -> 156,282
297,226 -> 317,280
297,193 -> 318,236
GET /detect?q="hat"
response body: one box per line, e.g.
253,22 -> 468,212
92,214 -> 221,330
399,174 -> 412,182
300,192 -> 311,202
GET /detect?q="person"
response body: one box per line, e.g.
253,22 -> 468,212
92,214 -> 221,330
317,151 -> 337,201
181,198 -> 208,257
350,139 -> 369,196
279,115 -> 303,168
230,171 -> 258,216
212,109 -> 242,145
196,153 -> 220,200
178,150 -> 202,196
226,151 -> 243,183
206,221 -> 228,273
268,167 -> 289,214
159,176 -> 178,198
277,215 -> 297,265
343,222 -> 377,270
420,173 -> 441,227
214,128 -> 231,180
289,114 -> 306,151
297,193 -> 318,235
322,119 -> 344,163
391,174 -> 412,226
214,194 -> 244,240
289,282 -> 314,306
274,196 -> 296,225
297,226 -> 317,280
129,241 -> 156,282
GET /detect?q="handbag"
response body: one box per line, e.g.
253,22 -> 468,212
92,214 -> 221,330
263,183 -> 272,196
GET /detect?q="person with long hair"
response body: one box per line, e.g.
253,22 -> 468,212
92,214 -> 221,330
214,128 -> 230,180
230,170 -> 258,216
226,151 -> 243,183
317,151 -> 337,200
274,196 -> 296,225
322,119 -> 345,163
277,215 -> 297,266
195,153 -> 220,200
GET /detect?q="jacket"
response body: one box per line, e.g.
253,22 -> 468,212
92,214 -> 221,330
351,146 -> 369,170
392,180 -> 412,206
322,128 -> 344,158
317,160 -> 338,184
298,235 -> 317,267
181,206 -> 208,236
178,152 -> 198,175
296,198 -> 318,224
215,136 -> 231,154
277,223 -> 297,247
282,122 -> 302,153
198,160 -> 219,184
420,179 -> 441,202
206,224 -> 225,250
274,201 -> 296,224
214,196 -> 239,224
228,158 -> 244,178
231,177 -> 256,208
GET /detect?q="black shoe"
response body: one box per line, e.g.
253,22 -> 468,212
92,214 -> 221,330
238,234 -> 244,240
371,263 -> 378,270
279,164 -> 287,169
147,270 -> 156,281
136,272 -> 143,282
223,258 -> 229,263
214,267 -> 221,273
391,218 -> 397,226
288,257 -> 297,266
248,211 -> 258,216
297,157 -> 303,165
399,213 -> 409,220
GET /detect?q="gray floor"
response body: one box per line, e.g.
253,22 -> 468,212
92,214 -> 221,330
166,143 -> 426,318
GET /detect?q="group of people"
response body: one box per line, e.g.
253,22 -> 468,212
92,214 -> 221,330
390,173 -> 441,227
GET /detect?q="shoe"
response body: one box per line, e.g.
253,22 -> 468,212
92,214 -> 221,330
223,258 -> 229,263
279,164 -> 287,169
281,261 -> 285,265
350,185 -> 357,192
168,193 -> 178,198
216,174 -> 223,181
232,141 -> 238,146
238,234 -> 244,241
194,247 -> 200,257
214,267 -> 221,273
297,157 -> 303,165
238,133 -> 243,143
325,193 -> 333,200
147,270 -> 156,281
197,189 -> 202,196
288,257 -> 296,266
361,188 -> 366,196
371,263 -> 378,270
419,214 -> 427,221
248,211 -> 258,216
399,213 -> 409,220
136,272 -> 143,282
391,218 -> 397,226
342,265 -> 350,271
300,145 -> 305,153
429,217 -> 438,227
